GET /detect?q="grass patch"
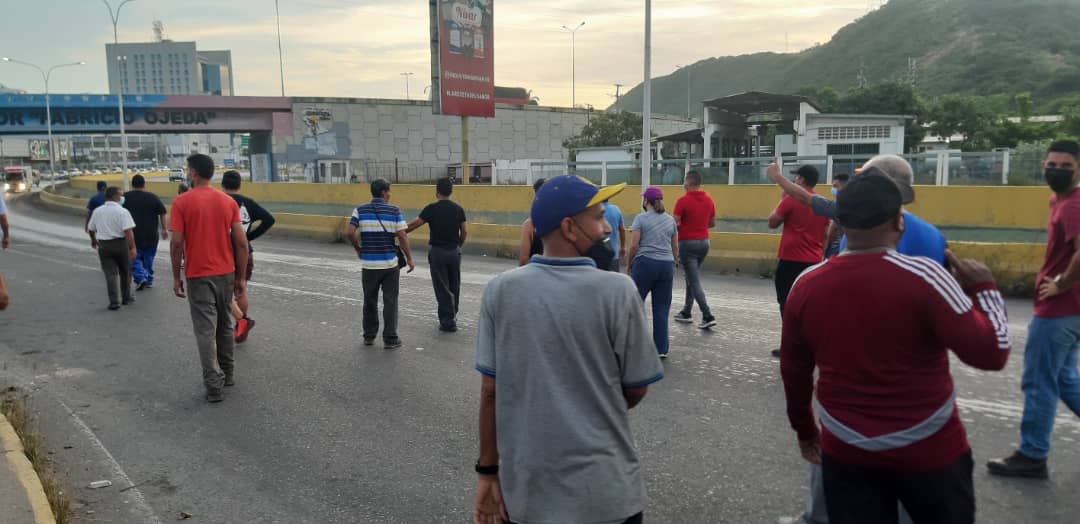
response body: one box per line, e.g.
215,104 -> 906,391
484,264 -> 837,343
1,386 -> 71,524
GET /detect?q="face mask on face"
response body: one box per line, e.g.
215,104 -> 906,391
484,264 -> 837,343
831,187 -> 839,197
572,220 -> 615,270
1045,167 -> 1075,193
119,196 -> 125,206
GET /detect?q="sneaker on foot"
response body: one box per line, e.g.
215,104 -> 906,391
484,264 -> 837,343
674,312 -> 693,323
145,281 -> 153,289
224,375 -> 236,387
363,338 -> 375,346
206,389 -> 225,403
659,353 -> 669,359
771,349 -> 781,358
384,339 -> 403,350
108,303 -> 121,311
698,315 -> 717,329
439,324 -> 458,333
136,280 -> 147,291
987,451 -> 1048,479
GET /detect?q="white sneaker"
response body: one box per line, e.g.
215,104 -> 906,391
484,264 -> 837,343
659,353 -> 668,359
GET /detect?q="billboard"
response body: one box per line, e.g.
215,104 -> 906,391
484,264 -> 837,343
430,0 -> 494,117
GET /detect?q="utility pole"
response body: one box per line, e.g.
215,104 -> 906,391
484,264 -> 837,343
103,0 -> 137,191
401,72 -> 414,100
641,0 -> 651,189
275,0 -> 286,96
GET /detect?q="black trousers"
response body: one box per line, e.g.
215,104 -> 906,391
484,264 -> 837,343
428,245 -> 461,328
822,452 -> 975,524
509,512 -> 642,524
97,238 -> 132,305
774,259 -> 815,315
361,267 -> 400,342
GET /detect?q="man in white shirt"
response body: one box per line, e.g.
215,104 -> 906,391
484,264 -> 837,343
87,187 -> 137,310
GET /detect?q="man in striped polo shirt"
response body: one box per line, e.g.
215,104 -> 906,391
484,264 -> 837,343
347,178 -> 415,349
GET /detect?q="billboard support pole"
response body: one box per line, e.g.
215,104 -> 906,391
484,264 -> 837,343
462,116 -> 470,185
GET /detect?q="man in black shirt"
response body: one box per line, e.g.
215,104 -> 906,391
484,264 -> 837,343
123,175 -> 168,290
222,171 -> 276,342
407,177 -> 468,332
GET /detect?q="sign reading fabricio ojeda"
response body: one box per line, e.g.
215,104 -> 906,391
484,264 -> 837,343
0,94 -> 292,134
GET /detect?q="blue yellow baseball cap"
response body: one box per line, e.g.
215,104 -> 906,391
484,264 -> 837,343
531,175 -> 627,239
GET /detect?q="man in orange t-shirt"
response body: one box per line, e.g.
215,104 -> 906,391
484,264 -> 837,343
169,154 -> 249,403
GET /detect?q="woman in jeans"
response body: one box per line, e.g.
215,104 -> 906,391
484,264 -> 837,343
626,187 -> 679,358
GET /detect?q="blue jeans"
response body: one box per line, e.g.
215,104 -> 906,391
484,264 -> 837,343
631,257 -> 674,355
1019,315 -> 1080,459
678,239 -> 712,318
131,245 -> 157,285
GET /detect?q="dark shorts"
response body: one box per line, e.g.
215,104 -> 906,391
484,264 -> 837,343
245,253 -> 254,281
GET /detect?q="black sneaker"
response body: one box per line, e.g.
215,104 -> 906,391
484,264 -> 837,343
108,303 -> 121,311
439,324 -> 458,333
674,312 -> 693,323
987,451 -> 1049,479
136,281 -> 148,291
224,375 -> 236,387
698,315 -> 717,329
206,389 -> 225,403
363,338 -> 375,346
771,349 -> 781,358
384,339 -> 403,350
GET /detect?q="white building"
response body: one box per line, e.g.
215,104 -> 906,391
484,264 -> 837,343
106,41 -> 234,96
795,112 -> 909,157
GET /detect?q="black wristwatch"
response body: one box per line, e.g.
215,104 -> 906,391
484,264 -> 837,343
475,462 -> 499,476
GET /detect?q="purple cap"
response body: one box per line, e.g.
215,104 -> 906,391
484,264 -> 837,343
641,186 -> 664,201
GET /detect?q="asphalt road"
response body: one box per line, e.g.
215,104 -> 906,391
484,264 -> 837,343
0,193 -> 1077,523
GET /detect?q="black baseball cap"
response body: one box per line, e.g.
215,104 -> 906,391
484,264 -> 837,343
835,168 -> 903,230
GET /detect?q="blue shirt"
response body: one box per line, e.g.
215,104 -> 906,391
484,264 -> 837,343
349,198 -> 406,270
840,211 -> 947,266
87,192 -> 107,213
603,203 -> 624,259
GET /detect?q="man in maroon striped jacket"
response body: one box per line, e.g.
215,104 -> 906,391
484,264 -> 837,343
780,172 -> 1010,524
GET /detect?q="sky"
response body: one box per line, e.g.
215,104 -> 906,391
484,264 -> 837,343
1,1 -> 877,109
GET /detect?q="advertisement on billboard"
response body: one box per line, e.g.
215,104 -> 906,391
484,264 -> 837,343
29,139 -> 69,161
431,0 -> 494,117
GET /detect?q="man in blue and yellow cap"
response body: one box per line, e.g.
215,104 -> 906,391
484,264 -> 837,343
472,175 -> 665,524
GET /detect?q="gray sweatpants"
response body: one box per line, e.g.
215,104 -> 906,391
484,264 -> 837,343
186,274 -> 235,391
97,238 -> 132,305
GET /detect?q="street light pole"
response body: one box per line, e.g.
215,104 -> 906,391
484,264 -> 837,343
641,1 -> 651,189
275,0 -> 286,96
561,21 -> 585,108
2,58 -> 85,185
104,0 -> 137,191
401,72 -> 414,101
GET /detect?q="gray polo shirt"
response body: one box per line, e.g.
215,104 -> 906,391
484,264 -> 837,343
476,256 -> 664,524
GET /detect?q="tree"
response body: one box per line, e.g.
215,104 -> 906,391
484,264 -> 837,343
562,111 -> 643,153
926,95 -> 992,149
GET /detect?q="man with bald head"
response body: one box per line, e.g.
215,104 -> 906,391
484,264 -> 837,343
767,154 -> 947,265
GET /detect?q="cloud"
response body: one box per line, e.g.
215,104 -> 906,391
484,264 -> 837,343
2,0 -> 872,107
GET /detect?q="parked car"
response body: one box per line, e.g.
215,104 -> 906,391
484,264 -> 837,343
168,168 -> 185,182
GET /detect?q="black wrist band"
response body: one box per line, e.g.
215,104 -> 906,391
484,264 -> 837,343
475,462 -> 499,475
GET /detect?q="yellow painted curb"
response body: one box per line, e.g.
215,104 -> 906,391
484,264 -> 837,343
0,413 -> 56,524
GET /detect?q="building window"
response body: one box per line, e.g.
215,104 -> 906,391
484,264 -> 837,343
817,125 -> 892,141
826,143 -> 881,156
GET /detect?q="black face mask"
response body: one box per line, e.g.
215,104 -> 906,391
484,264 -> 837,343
1045,167 -> 1076,193
572,220 -> 615,270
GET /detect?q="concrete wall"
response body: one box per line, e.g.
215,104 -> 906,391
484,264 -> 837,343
70,178 -> 1055,229
275,98 -> 696,182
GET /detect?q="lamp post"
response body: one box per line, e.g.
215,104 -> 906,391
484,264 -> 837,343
275,0 -> 286,96
103,0 -> 137,191
401,72 -> 414,101
561,21 -> 585,108
1,58 -> 85,185
641,1 -> 651,189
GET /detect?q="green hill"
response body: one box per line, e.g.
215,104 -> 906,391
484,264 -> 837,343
611,0 -> 1080,116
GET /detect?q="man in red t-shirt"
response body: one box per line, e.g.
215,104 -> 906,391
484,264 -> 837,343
782,172 -> 1010,524
673,170 -> 717,329
768,165 -> 830,358
989,140 -> 1080,479
169,154 -> 249,403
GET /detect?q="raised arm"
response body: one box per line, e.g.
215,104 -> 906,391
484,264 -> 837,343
767,162 -> 814,207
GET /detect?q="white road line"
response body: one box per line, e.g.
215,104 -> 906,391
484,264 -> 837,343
57,399 -> 163,524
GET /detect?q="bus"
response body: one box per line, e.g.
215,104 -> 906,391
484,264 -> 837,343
3,167 -> 32,193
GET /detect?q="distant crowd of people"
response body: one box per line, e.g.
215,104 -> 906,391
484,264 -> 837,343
3,139 -> 1079,523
